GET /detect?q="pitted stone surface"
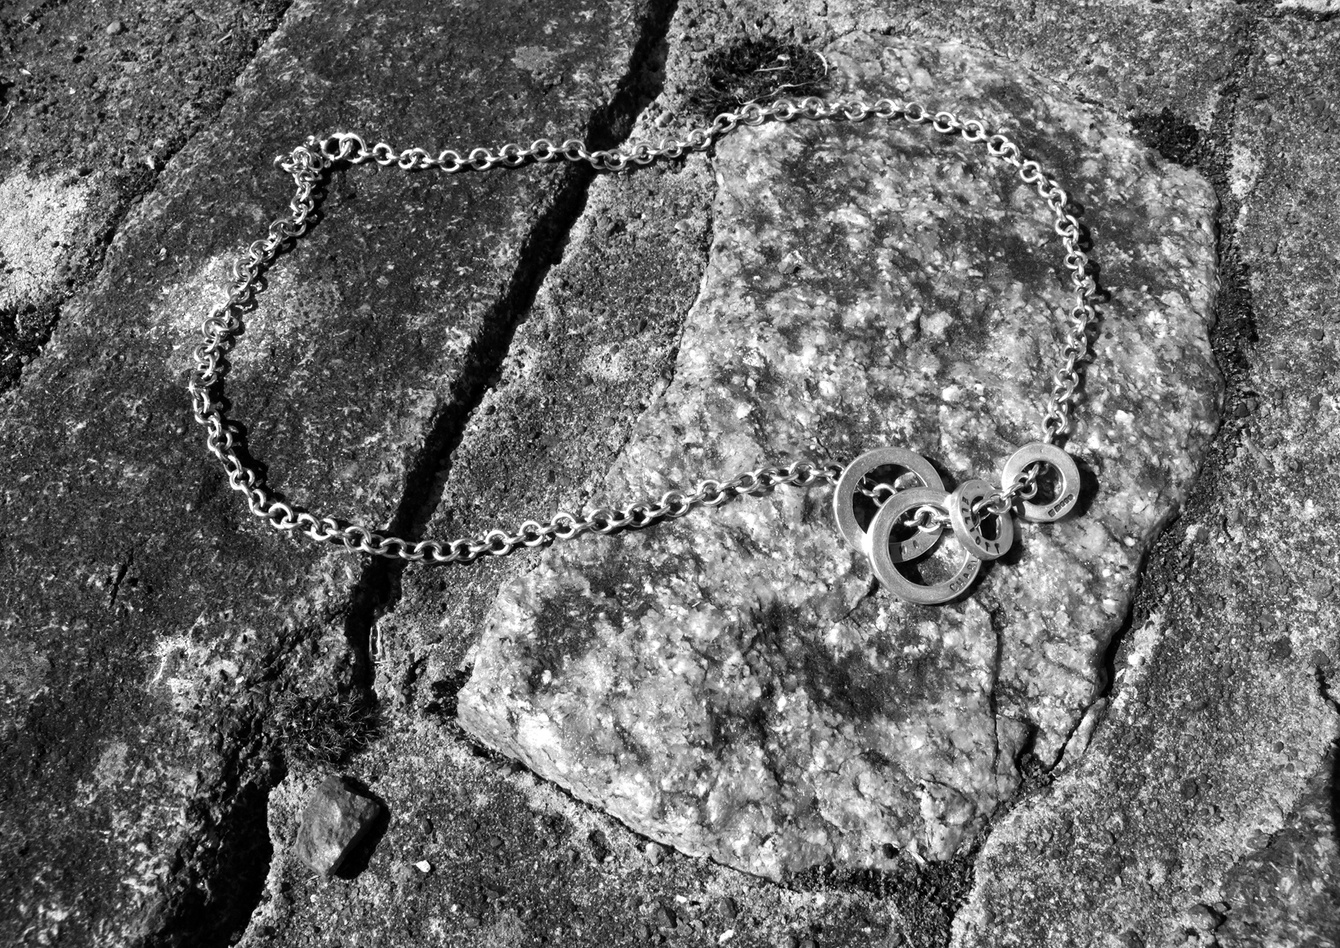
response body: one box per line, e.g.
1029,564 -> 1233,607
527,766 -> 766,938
458,37 -> 1221,880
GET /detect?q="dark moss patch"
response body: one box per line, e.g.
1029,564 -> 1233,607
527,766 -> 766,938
269,689 -> 382,767
685,38 -> 828,119
1129,107 -> 1206,169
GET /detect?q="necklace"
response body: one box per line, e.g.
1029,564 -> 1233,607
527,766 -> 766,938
187,96 -> 1098,606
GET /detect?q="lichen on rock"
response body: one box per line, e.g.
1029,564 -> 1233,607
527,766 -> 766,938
457,36 -> 1221,880
0,170 -> 97,313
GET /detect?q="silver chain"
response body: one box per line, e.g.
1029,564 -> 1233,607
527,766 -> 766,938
187,96 -> 1098,563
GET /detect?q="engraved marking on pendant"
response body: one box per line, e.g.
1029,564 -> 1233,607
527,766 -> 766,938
1002,442 -> 1081,523
948,478 -> 1014,561
867,487 -> 980,606
1046,493 -> 1076,519
833,448 -> 944,559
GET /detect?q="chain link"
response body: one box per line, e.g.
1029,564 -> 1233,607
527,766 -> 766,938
190,96 -> 1094,562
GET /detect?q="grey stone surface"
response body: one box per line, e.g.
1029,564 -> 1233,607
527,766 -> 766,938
294,776 -> 382,875
0,0 -> 656,943
3,0 -> 1339,946
950,15 -> 1340,947
0,0 -> 290,392
456,36 -> 1220,881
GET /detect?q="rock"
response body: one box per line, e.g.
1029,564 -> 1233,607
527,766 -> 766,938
105,20 -> 123,35
950,18 -> 1340,947
0,0 -> 668,940
457,37 -> 1219,879
295,776 -> 382,876
294,776 -> 382,876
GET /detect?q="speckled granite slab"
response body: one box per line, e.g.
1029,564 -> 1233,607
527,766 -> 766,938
458,36 -> 1221,880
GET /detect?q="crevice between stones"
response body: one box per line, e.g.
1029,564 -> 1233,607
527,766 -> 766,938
938,17 -> 1273,942
984,602 -> 1006,783
1094,63 -> 1259,687
1041,16 -> 1268,778
144,0 -> 687,941
139,713 -> 282,948
0,0 -> 297,402
340,0 -> 683,694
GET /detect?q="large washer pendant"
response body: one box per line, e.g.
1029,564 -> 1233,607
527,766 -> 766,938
867,487 -> 981,605
832,447 -> 944,562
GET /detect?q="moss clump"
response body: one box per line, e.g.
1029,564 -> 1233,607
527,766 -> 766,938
270,689 -> 382,767
686,38 -> 828,120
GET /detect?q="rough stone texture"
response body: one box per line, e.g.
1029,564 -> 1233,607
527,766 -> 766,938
0,0 -> 655,944
456,35 -> 1220,881
294,776 -> 383,875
0,0 -> 290,392
245,731 -> 915,948
5,0 -> 1340,947
950,15 -> 1340,948
665,0 -> 1258,128
1215,751 -> 1340,947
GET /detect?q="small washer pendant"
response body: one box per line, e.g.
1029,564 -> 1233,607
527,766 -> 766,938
1002,442 -> 1081,523
948,479 -> 1014,561
832,447 -> 944,561
867,487 -> 981,605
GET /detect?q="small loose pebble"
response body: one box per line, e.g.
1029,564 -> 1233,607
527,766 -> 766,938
717,896 -> 738,920
783,937 -> 800,948
415,860 -> 432,873
1187,904 -> 1217,928
106,20 -> 124,34
645,841 -> 666,865
655,905 -> 677,929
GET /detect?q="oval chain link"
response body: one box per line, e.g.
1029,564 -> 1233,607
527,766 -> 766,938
188,96 -> 1097,562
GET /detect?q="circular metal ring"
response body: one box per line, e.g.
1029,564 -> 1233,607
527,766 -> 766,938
1001,442 -> 1081,522
832,448 -> 944,557
868,488 -> 981,605
948,479 -> 1015,561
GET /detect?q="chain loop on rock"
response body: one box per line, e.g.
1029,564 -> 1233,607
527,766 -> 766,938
190,97 -> 1096,563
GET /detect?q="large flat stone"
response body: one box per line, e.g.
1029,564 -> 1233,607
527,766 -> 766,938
457,36 -> 1220,880
0,0 -> 653,943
